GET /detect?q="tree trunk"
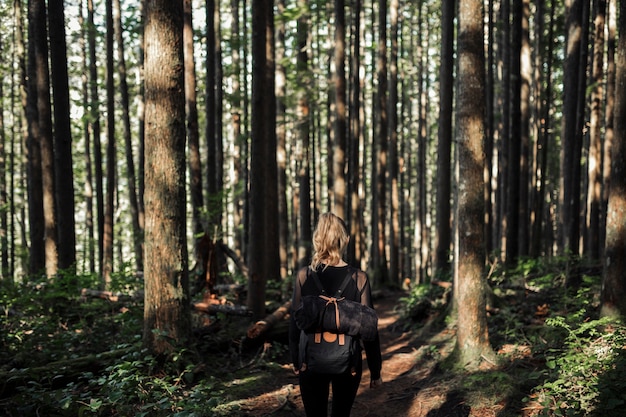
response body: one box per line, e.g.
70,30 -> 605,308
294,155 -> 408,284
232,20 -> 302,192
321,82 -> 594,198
372,0 -> 388,285
143,0 -> 190,355
296,0 -> 312,269
184,0 -> 204,239
348,0 -> 362,268
247,0 -> 278,320
48,0 -> 76,273
454,0 -> 495,369
585,0 -> 607,260
333,0 -> 347,220
26,0 -> 45,277
435,0 -> 455,274
114,0 -> 143,272
31,0 -> 58,278
276,0 -> 289,279
87,0 -> 104,277
103,0 -> 116,287
518,0 -> 531,257
602,0 -> 616,250
559,0 -> 586,258
601,0 -> 626,318
388,0 -> 400,285
506,0 -> 521,264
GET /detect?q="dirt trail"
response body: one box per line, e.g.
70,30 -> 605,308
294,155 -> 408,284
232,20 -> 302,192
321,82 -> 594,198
237,291 -> 472,417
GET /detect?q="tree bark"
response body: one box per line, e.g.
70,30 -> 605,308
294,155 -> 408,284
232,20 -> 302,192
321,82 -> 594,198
333,0 -> 347,220
435,0 -> 455,274
142,0 -> 190,355
585,0 -> 607,260
247,0 -> 279,320
32,0 -> 58,278
454,0 -> 495,369
114,0 -> 143,272
48,0 -> 76,273
296,0 -> 312,269
103,0 -> 116,287
600,0 -> 626,318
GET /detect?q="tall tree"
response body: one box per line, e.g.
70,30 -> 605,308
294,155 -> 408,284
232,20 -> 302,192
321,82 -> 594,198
388,0 -> 400,285
332,0 -> 347,220
296,0 -> 312,269
48,0 -> 76,273
276,0 -> 289,279
559,0 -> 587,259
0,32 -> 7,279
114,0 -> 143,272
184,0 -> 204,239
25,0 -> 45,276
142,0 -> 190,355
585,0 -> 607,260
371,0 -> 388,284
602,0 -> 616,248
347,0 -> 362,267
601,0 -> 626,318
506,0 -> 522,264
247,0 -> 278,319
103,0 -> 115,286
87,0 -> 104,276
435,0 -> 455,274
517,0 -> 531,257
30,0 -> 58,278
454,0 -> 495,368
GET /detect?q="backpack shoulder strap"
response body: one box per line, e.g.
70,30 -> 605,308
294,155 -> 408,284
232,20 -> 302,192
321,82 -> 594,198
308,267 -> 327,296
335,266 -> 355,298
308,266 -> 354,297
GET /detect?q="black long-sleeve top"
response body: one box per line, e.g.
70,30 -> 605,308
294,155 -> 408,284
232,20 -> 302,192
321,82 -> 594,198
288,264 -> 383,380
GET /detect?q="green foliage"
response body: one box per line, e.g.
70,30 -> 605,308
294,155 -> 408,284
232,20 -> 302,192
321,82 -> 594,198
0,272 -> 290,416
526,313 -> 626,416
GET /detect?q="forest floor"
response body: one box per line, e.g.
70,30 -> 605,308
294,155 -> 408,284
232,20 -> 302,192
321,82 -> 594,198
219,290 -> 536,417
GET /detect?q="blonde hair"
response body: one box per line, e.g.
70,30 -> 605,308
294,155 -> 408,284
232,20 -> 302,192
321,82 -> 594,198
310,213 -> 350,271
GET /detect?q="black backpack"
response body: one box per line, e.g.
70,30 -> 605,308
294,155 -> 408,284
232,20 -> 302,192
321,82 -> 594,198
297,267 -> 362,375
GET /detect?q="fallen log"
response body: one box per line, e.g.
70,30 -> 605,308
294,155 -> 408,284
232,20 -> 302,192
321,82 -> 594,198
246,301 -> 292,339
0,347 -> 134,398
192,302 -> 252,316
80,288 -> 143,302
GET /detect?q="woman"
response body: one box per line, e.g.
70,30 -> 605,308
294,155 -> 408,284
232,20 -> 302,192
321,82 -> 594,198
289,213 -> 383,417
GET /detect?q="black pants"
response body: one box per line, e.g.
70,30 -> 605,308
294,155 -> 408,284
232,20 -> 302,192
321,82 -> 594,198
299,368 -> 362,417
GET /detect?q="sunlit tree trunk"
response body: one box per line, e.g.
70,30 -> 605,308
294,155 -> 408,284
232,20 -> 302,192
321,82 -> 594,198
142,0 -> 190,355
454,0 -> 495,369
601,0 -> 626,318
602,0 -> 616,249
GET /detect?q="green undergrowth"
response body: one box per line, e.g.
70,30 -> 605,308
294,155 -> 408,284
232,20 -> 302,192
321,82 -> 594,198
3,257 -> 626,416
0,271 -> 286,416
400,257 -> 626,417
